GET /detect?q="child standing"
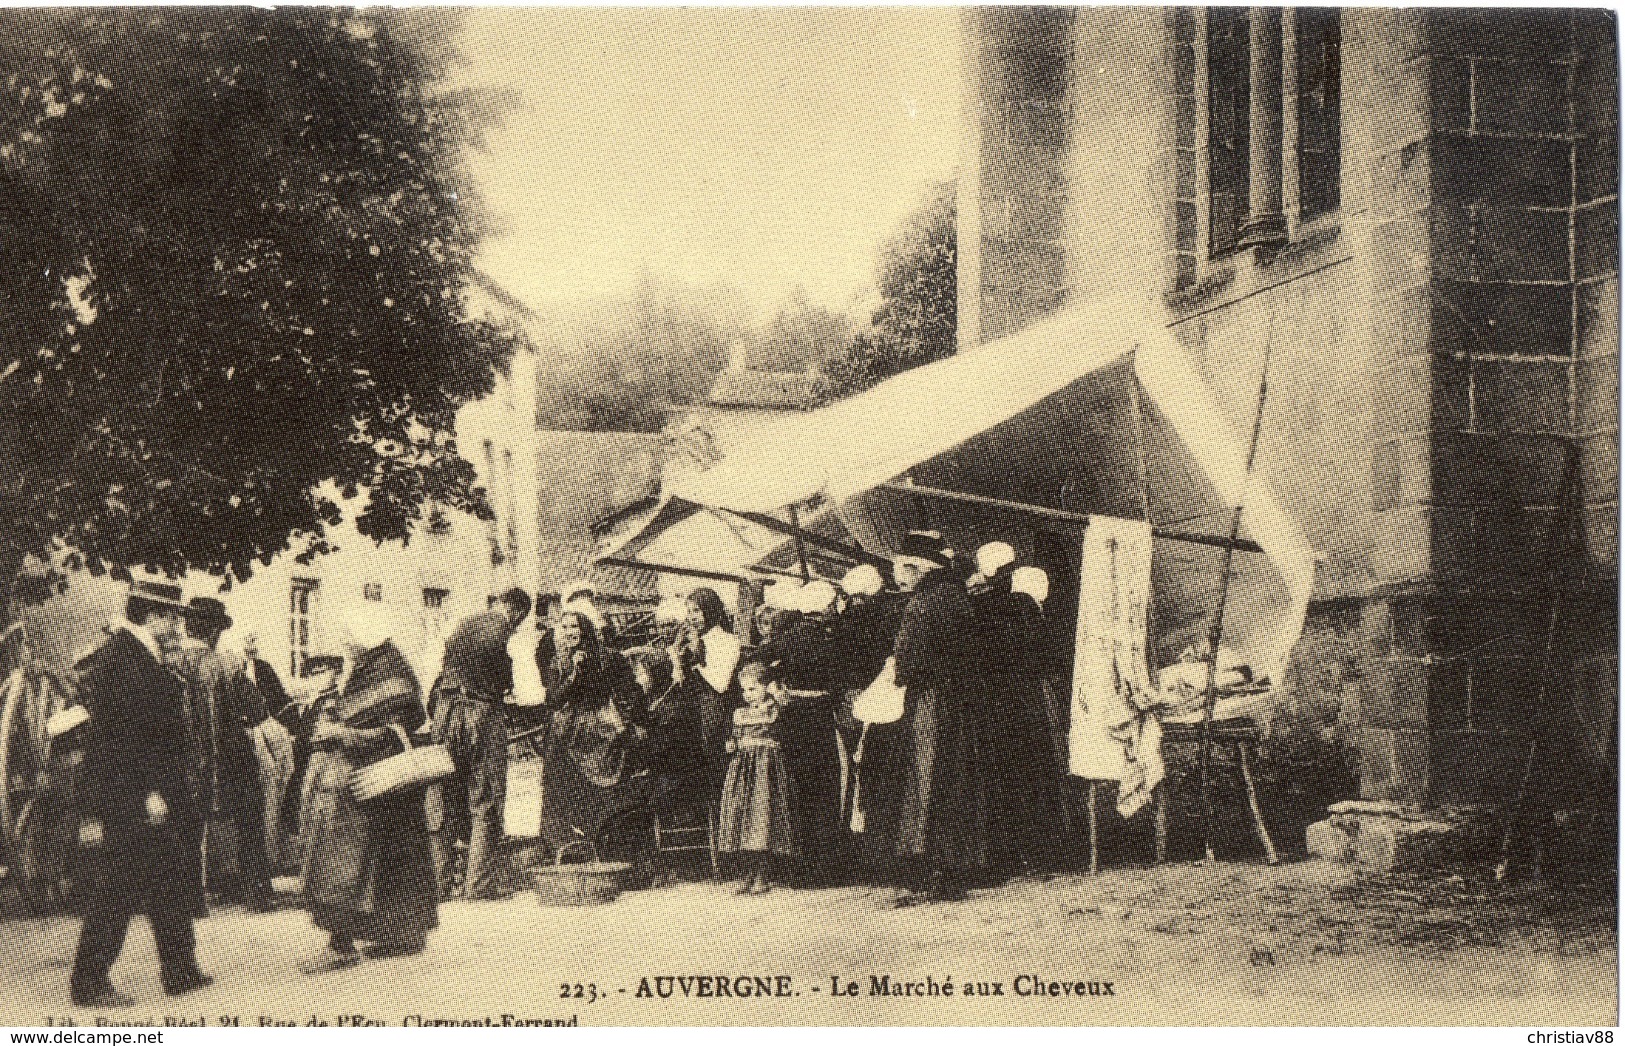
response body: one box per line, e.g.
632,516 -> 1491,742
718,659 -> 797,894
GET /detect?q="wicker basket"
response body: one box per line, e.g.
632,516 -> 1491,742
530,841 -> 633,907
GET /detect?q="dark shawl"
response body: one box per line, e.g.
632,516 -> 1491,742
300,640 -> 436,942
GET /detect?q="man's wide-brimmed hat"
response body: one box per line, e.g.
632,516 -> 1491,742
900,529 -> 953,567
127,577 -> 189,612
186,596 -> 233,630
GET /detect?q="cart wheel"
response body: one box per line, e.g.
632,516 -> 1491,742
13,796 -> 70,916
0,667 -> 28,858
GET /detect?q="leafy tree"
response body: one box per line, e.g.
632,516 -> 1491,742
745,287 -> 854,374
817,181 -> 956,402
534,271 -> 747,433
0,9 -> 516,607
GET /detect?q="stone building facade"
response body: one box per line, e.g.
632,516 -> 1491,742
959,7 -> 1619,807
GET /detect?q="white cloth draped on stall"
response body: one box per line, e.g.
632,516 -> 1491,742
1068,514 -> 1163,818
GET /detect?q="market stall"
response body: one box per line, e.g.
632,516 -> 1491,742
600,298 -> 1319,860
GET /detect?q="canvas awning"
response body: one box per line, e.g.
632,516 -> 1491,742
649,299 -> 1319,680
594,496 -> 866,585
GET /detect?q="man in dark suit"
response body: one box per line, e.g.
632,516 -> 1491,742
71,579 -> 212,1008
427,587 -> 530,900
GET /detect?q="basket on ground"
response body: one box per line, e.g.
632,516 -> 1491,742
530,840 -> 633,907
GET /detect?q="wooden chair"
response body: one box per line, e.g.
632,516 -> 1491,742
652,801 -> 719,878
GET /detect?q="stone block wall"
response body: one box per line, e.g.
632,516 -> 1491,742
964,8 -> 1618,809
1362,9 -> 1620,804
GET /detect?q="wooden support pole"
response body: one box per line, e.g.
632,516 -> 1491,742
1154,784 -> 1169,864
1238,741 -> 1279,865
787,504 -> 812,582
721,507 -> 893,570
1198,334 -> 1274,865
595,556 -> 746,586
1087,782 -> 1099,876
1496,440 -> 1583,882
878,481 -> 1265,555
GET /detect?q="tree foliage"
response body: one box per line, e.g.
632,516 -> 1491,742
0,9 -> 516,597
747,287 -> 853,374
817,181 -> 956,403
533,272 -> 747,433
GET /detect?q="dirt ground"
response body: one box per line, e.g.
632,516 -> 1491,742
0,857 -> 1614,1028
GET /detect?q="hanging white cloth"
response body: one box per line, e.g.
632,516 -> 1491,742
1068,514 -> 1164,818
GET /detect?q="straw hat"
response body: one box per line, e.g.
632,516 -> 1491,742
127,576 -> 189,612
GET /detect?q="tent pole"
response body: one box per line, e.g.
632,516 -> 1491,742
1198,333 -> 1275,866
718,507 -> 893,570
787,505 -> 812,582
878,481 -> 1266,555
1495,439 -> 1585,882
595,556 -> 746,586
1129,353 -> 1159,674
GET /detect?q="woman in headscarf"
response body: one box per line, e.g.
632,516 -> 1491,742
298,621 -> 438,974
971,546 -> 1068,876
1010,567 -> 1071,802
888,532 -> 991,904
668,588 -> 742,787
623,647 -> 704,805
542,612 -> 639,759
759,579 -> 848,883
537,611 -> 643,850
836,563 -> 910,878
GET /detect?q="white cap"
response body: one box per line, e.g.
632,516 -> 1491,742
764,579 -> 804,610
564,597 -> 607,631
797,579 -> 839,615
976,541 -> 1016,578
840,564 -> 883,598
335,612 -> 392,654
1011,566 -> 1050,607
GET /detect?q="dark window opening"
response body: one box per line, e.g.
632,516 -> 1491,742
423,587 -> 448,610
1208,8 -> 1251,257
1297,8 -> 1341,219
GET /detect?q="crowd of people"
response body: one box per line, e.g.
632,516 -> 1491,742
63,527 -> 1078,1008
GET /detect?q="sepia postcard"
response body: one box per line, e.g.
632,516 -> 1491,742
0,4 -> 1617,1031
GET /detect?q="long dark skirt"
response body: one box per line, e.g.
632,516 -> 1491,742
301,749 -> 439,946
776,696 -> 844,869
983,674 -> 1068,870
893,680 -> 990,874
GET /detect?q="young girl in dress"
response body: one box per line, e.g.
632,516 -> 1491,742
718,658 -> 797,895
